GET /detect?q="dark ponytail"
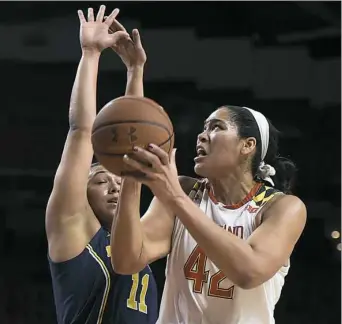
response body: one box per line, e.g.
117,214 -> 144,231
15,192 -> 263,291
224,105 -> 297,194
266,156 -> 297,194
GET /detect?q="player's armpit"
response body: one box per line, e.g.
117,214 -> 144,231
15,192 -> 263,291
47,208 -> 97,262
245,195 -> 306,288
140,176 -> 197,265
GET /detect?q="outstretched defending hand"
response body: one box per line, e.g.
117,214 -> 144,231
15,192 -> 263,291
109,19 -> 147,69
78,5 -> 129,53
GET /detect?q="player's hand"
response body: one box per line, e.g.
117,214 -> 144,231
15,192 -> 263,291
122,145 -> 186,204
108,20 -> 147,69
78,5 -> 130,54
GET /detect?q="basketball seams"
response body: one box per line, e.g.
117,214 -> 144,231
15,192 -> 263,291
92,123 -> 174,155
93,133 -> 173,156
92,120 -> 172,135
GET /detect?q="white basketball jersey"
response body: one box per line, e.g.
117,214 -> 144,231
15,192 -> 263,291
157,181 -> 289,324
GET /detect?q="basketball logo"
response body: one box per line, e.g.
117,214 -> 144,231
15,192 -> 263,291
111,126 -> 118,143
128,126 -> 138,143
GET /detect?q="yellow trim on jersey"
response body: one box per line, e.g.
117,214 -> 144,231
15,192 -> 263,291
253,185 -> 280,207
86,244 -> 111,324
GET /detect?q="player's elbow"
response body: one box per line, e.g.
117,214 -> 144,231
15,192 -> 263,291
226,260 -> 266,290
234,275 -> 260,290
111,258 -> 141,275
110,251 -> 147,275
111,264 -> 136,275
234,267 -> 273,290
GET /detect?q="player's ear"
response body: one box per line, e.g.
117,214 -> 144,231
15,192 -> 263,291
240,137 -> 256,156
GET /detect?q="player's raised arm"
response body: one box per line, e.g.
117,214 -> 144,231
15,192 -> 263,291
46,6 -> 129,262
109,20 -> 146,97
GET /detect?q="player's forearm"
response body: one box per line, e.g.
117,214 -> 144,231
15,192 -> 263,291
169,195 -> 261,289
125,65 -> 144,97
110,178 -> 146,274
69,51 -> 101,131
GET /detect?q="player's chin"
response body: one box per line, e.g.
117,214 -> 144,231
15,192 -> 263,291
106,202 -> 118,212
194,159 -> 210,178
103,208 -> 116,224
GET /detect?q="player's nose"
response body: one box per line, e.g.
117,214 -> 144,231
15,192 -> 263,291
108,180 -> 120,194
197,130 -> 209,144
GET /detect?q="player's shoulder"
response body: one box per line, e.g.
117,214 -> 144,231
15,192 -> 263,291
178,175 -> 199,194
272,194 -> 306,212
263,193 -> 306,222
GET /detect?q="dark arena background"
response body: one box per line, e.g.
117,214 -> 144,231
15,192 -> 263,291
2,2 -> 341,324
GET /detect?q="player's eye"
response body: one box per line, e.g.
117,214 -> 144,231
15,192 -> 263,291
210,123 -> 224,131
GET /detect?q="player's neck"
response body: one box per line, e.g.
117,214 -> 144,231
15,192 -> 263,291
101,221 -> 112,233
209,172 -> 256,207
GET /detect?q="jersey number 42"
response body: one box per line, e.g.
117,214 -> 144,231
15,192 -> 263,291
184,245 -> 234,299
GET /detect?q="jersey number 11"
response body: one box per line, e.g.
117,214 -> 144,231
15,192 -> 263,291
127,273 -> 150,314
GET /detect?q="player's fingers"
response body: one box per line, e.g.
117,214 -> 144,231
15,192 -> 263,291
109,19 -> 127,33
110,31 -> 130,44
87,8 -> 95,22
104,8 -> 120,26
123,155 -> 157,179
146,144 -> 170,166
77,10 -> 86,24
132,29 -> 142,47
104,16 -> 116,33
131,146 -> 165,170
104,16 -> 112,30
96,4 -> 106,22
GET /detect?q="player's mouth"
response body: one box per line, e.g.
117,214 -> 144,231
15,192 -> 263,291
107,197 -> 118,206
194,146 -> 208,162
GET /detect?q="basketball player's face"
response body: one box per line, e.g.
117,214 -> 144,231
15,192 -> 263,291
194,107 -> 245,178
87,167 -> 121,227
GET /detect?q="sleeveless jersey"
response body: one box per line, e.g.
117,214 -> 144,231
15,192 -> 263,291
158,181 -> 289,324
49,227 -> 158,324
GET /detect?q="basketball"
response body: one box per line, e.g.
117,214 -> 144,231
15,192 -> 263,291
92,96 -> 174,176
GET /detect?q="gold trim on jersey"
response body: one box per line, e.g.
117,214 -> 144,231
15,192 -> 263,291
86,244 -> 111,324
252,185 -> 281,208
189,179 -> 206,205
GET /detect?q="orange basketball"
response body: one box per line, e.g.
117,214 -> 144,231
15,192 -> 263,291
92,96 -> 174,176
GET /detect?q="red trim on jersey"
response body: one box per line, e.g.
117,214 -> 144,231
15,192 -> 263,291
208,182 -> 262,209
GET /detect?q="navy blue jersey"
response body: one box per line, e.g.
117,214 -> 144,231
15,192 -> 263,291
49,227 -> 158,324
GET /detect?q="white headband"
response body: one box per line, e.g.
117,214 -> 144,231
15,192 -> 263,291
243,107 -> 276,186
